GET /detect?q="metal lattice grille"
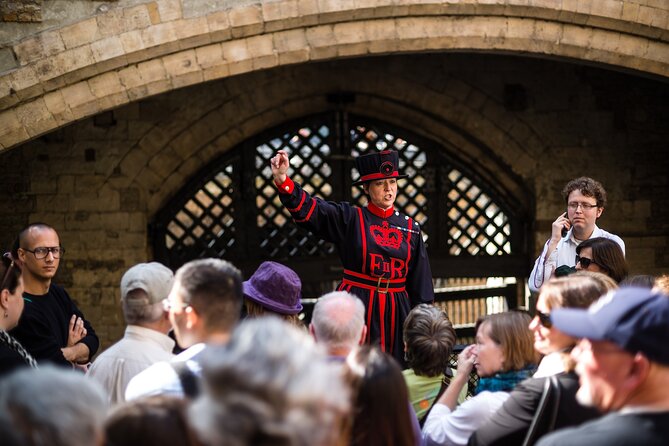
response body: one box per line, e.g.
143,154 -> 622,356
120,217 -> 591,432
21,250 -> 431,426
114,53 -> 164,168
350,124 -> 429,239
153,112 -> 521,274
255,124 -> 336,258
446,169 -> 511,255
163,165 -> 236,260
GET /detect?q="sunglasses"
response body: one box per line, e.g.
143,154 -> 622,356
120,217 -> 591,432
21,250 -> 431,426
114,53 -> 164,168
535,309 -> 553,329
575,255 -> 597,269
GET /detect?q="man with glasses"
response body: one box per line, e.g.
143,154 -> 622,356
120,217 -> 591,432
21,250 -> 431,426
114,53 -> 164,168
529,177 -> 625,292
87,262 -> 175,405
537,287 -> 669,446
9,223 -> 99,367
125,258 -> 243,400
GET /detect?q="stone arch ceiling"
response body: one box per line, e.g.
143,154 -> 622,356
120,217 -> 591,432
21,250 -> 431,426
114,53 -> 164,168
109,59 -> 539,215
0,0 -> 667,151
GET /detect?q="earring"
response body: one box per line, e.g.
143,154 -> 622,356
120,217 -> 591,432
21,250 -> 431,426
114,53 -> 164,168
3,312 -> 7,318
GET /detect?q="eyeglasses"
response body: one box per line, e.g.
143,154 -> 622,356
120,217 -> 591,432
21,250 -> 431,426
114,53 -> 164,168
535,309 -> 553,329
567,202 -> 598,211
1,253 -> 15,291
162,298 -> 190,312
575,255 -> 598,269
21,246 -> 65,260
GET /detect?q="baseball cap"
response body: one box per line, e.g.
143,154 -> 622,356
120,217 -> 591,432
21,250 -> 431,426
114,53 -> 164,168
120,262 -> 174,305
551,287 -> 669,365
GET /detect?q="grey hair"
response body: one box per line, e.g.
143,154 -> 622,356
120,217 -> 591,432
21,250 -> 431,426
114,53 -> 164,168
0,366 -> 108,446
311,291 -> 365,351
122,289 -> 165,325
190,317 -> 350,446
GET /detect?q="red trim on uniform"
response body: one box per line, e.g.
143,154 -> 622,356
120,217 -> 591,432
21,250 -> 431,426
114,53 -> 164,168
274,176 -> 295,194
294,198 -> 316,223
357,207 -> 367,274
404,218 -> 413,276
390,292 -> 396,354
367,202 -> 394,219
341,279 -> 406,293
344,270 -> 406,284
358,171 -> 401,183
287,192 -> 306,213
366,289 -> 374,343
379,293 -> 386,352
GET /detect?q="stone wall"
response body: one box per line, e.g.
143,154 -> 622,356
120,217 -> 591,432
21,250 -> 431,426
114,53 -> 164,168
1,53 -> 667,350
1,0 -> 668,151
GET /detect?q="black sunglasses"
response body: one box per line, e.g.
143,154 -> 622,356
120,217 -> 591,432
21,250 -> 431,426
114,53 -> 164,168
535,309 -> 552,329
575,255 -> 597,269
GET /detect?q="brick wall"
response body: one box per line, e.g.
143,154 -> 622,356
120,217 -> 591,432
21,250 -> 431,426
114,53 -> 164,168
1,54 -> 667,351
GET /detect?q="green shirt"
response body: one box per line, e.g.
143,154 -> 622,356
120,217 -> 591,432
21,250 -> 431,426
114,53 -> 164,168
402,368 -> 468,420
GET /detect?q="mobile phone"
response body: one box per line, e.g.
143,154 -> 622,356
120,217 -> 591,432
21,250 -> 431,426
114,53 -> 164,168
561,209 -> 569,238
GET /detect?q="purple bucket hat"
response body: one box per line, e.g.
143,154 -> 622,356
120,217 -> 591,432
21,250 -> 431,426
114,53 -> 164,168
243,261 -> 303,315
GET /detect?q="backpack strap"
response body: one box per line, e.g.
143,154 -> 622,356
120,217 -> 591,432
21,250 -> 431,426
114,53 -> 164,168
522,375 -> 561,446
171,361 -> 200,398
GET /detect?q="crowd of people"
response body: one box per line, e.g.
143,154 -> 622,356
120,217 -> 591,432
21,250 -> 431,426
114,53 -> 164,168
1,152 -> 669,446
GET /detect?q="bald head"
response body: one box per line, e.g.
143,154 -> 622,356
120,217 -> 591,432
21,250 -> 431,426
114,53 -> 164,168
310,291 -> 366,355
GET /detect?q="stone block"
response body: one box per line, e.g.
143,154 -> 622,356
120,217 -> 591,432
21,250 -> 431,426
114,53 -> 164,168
621,1 -> 640,22
174,16 -> 212,49
60,17 -> 99,50
123,4 -> 153,30
119,148 -> 150,179
148,147 -> 182,177
262,0 -> 300,27
163,49 -> 200,77
90,35 -> 126,63
206,11 -> 232,42
157,0 -> 182,22
9,66 -> 41,99
89,72 -> 126,101
141,22 -> 178,49
590,0 -> 623,19
229,4 -> 264,38
195,43 -> 224,68
16,98 -> 56,138
57,175 -> 75,194
14,30 -> 65,65
60,81 -> 95,112
120,30 -> 145,55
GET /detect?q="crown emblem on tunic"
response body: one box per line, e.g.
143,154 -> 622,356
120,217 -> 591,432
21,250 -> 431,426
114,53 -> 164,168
370,221 -> 403,249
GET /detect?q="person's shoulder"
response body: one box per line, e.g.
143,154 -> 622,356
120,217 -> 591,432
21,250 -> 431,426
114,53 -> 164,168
124,360 -> 179,400
47,283 -> 72,300
594,227 -> 625,246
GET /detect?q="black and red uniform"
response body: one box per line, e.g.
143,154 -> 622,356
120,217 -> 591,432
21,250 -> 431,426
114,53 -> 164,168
276,176 -> 434,363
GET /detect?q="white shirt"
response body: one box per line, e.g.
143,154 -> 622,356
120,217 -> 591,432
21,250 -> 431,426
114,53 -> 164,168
422,391 -> 510,446
86,325 -> 175,406
124,342 -> 206,401
528,225 -> 625,292
533,351 -> 568,378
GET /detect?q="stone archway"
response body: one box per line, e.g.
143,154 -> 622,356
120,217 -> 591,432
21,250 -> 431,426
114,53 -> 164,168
1,0 -> 668,150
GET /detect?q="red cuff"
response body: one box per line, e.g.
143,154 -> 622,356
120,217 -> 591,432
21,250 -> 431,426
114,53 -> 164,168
274,176 -> 295,194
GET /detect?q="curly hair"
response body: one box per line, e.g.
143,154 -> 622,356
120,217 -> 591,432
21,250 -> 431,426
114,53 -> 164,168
562,177 -> 607,208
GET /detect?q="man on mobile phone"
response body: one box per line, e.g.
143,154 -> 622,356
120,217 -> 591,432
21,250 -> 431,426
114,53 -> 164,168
529,177 -> 625,292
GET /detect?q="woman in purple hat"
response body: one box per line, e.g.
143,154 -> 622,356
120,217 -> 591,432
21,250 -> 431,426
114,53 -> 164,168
270,149 -> 434,365
243,260 -> 304,327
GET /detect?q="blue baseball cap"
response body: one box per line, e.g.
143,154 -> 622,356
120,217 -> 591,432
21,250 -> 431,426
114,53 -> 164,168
551,287 -> 669,365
